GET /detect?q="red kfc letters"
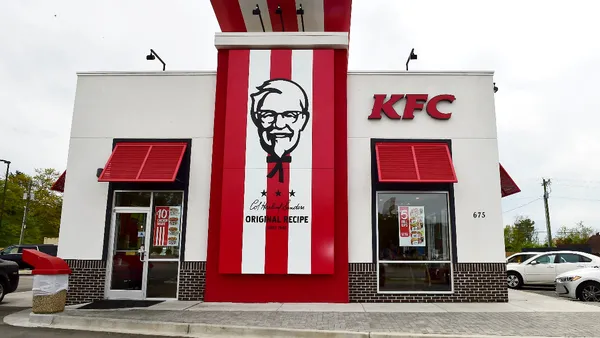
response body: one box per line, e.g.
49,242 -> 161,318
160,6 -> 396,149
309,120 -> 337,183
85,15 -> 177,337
368,94 -> 455,120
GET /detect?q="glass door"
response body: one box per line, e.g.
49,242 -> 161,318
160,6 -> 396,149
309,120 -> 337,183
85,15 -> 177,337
106,210 -> 151,299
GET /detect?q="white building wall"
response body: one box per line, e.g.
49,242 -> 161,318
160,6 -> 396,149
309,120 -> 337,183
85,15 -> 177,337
60,70 -> 504,264
58,72 -> 216,260
347,71 -> 504,263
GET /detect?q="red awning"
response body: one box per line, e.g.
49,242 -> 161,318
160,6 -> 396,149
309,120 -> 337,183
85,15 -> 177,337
500,164 -> 521,198
51,171 -> 66,193
375,143 -> 458,183
98,142 -> 187,182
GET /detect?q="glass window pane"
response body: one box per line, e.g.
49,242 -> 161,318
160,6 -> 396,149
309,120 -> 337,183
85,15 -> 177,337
535,254 -> 555,264
377,192 -> 450,261
146,261 -> 179,298
379,263 -> 451,292
149,192 -> 184,259
115,192 -> 151,207
581,255 -> 592,263
559,254 -> 580,263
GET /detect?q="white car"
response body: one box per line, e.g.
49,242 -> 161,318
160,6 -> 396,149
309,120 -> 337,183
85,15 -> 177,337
506,251 -> 600,289
555,267 -> 600,301
506,252 -> 538,264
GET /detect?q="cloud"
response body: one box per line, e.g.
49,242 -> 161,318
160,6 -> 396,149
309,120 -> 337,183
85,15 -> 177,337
1,0 -> 599,234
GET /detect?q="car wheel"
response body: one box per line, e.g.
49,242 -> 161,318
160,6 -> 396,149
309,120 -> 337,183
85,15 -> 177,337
507,272 -> 523,289
0,280 -> 5,303
578,282 -> 600,302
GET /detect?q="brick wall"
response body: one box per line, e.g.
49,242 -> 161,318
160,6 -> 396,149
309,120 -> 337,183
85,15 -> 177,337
178,261 -> 206,301
65,260 -> 106,305
349,263 -> 507,302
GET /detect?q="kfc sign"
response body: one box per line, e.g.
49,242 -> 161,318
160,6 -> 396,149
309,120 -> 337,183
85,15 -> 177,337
368,94 -> 455,120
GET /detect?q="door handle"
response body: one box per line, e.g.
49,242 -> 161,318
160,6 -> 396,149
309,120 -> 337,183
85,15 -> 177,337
138,246 -> 146,262
577,265 -> 585,268
548,265 -> 554,268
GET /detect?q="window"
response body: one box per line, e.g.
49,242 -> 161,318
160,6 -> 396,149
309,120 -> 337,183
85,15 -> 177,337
149,192 -> 184,259
533,254 -> 555,264
581,255 -> 593,263
377,192 -> 452,292
3,246 -> 18,254
558,254 -> 580,263
115,192 -> 151,207
507,254 -> 536,264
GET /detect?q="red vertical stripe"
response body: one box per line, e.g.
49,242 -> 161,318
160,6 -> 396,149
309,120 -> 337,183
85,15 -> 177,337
311,49 -> 335,274
266,0 -> 299,32
210,0 -> 248,32
264,49 -> 293,274
218,49 -> 250,274
323,0 -> 352,32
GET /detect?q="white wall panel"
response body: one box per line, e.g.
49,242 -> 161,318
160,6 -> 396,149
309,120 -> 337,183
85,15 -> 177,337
348,137 -> 373,263
58,138 -> 112,259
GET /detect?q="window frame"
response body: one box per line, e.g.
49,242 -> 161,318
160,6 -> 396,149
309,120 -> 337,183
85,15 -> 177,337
375,190 -> 454,294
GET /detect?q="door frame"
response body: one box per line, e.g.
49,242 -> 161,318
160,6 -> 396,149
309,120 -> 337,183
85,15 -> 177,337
105,207 -> 152,300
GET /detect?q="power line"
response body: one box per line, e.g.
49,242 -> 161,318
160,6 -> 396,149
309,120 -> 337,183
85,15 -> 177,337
503,197 -> 542,213
552,196 -> 600,202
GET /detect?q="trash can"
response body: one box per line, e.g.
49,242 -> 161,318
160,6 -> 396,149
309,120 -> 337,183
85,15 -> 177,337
22,249 -> 72,314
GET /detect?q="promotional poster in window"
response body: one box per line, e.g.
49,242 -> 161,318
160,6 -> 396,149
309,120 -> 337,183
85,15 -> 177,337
398,206 -> 426,247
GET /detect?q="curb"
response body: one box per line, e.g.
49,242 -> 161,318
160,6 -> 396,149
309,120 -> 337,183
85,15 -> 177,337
2,310 -> 564,338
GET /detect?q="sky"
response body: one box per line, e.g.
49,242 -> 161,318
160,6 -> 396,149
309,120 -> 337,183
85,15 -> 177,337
1,0 -> 600,238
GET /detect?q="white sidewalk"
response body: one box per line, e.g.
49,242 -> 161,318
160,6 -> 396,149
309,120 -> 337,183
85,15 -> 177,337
114,289 -> 600,313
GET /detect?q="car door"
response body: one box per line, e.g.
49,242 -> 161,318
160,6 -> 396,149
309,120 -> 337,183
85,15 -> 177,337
555,253 -> 586,276
524,254 -> 556,284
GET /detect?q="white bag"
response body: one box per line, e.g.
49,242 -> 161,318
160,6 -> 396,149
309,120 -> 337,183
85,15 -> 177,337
32,275 -> 69,296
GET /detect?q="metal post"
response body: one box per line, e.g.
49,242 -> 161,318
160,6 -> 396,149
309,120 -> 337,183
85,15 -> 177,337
542,178 -> 552,247
19,180 -> 32,245
0,159 -> 10,230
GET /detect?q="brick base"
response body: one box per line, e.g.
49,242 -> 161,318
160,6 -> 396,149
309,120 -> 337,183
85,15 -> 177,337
178,261 -> 206,301
65,260 -> 106,305
349,263 -> 507,302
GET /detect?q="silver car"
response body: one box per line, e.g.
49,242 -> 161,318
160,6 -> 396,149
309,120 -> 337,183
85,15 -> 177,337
556,267 -> 600,301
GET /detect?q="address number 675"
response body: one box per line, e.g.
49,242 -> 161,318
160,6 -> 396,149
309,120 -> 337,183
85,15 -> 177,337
473,212 -> 486,218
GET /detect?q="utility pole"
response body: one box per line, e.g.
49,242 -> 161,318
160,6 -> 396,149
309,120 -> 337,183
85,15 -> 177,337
19,180 -> 34,245
0,159 -> 11,230
542,178 -> 552,247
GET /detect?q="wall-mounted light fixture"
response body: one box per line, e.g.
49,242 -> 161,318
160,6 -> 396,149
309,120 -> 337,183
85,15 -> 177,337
275,5 -> 285,31
146,49 -> 166,71
252,4 -> 266,32
493,82 -> 499,93
296,4 -> 305,32
405,48 -> 417,71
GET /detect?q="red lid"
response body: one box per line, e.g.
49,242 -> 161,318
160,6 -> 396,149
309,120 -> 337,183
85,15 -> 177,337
22,249 -> 71,275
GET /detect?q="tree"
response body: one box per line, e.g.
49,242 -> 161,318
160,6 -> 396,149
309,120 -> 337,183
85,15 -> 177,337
504,216 -> 541,252
0,168 -> 63,247
554,221 -> 595,246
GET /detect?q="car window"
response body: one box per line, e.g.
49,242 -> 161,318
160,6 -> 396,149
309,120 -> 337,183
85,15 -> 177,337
4,246 -> 18,254
558,254 -> 580,263
580,255 -> 593,263
508,254 -> 536,264
534,254 -> 556,264
17,246 -> 38,253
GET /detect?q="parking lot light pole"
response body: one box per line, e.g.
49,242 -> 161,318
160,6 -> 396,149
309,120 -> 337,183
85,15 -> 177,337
0,159 -> 10,230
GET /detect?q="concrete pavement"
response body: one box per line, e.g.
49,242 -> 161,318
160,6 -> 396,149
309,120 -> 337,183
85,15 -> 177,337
5,289 -> 600,337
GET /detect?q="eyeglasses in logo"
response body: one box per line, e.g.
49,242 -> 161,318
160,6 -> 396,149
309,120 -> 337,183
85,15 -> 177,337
250,79 -> 310,183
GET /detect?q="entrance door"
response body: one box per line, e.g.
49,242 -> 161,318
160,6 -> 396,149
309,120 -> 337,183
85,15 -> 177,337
106,210 -> 151,299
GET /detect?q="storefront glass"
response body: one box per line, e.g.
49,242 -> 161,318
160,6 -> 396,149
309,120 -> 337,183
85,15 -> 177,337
108,191 -> 183,299
377,192 -> 452,292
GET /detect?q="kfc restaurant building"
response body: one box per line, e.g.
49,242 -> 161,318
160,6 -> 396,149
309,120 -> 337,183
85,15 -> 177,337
54,0 -> 521,305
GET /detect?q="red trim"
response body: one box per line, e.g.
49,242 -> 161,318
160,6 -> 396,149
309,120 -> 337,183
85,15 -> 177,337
375,143 -> 458,183
324,0 -> 353,32
210,0 -> 247,32
311,49 -> 335,274
266,0 -> 299,32
98,143 -> 187,182
51,171 -> 66,193
264,49 -> 292,274
218,49 -> 250,274
500,164 -> 521,198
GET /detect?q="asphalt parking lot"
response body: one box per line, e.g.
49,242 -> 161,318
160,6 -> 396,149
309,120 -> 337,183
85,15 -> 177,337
520,285 -> 600,306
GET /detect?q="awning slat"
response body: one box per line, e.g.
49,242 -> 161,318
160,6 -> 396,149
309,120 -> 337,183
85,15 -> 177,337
98,142 -> 187,182
375,143 -> 458,183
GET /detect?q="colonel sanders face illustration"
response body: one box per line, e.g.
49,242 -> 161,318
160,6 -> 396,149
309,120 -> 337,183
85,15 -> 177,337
250,79 -> 310,159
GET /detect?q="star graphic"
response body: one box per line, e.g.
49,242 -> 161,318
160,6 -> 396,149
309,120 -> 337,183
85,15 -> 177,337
275,190 -> 281,197
261,190 -> 267,197
289,190 -> 296,197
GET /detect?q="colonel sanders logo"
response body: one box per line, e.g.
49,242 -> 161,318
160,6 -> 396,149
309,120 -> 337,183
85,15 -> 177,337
250,79 -> 310,183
